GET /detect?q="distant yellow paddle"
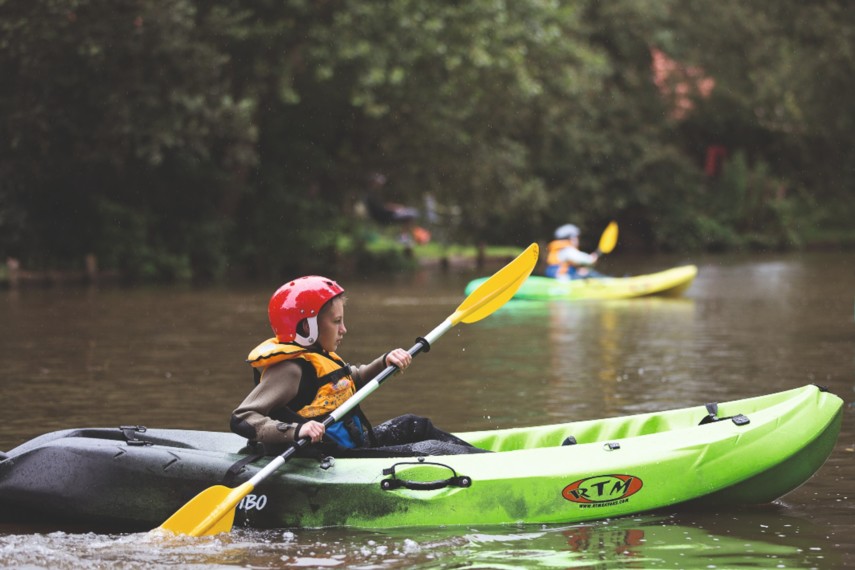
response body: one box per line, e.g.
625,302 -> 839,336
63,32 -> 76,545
597,221 -> 619,255
155,242 -> 540,537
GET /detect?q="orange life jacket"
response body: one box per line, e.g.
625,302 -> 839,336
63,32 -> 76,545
546,239 -> 575,277
247,338 -> 356,419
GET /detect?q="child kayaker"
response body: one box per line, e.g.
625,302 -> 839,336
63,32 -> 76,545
230,275 -> 485,456
545,223 -> 601,279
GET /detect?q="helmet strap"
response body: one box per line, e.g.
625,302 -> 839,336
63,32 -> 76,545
294,316 -> 319,347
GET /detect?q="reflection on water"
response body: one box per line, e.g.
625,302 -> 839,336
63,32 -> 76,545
544,298 -> 697,417
0,512 -> 839,569
1,252 -> 854,568
455,296 -> 698,426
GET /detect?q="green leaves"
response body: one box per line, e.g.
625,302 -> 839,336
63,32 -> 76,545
1,0 -> 852,279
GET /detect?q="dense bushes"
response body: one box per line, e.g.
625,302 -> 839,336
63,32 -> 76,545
1,1 -> 852,280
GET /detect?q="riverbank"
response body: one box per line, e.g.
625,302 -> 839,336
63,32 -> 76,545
3,234 -> 852,289
0,244 -> 519,289
0,255 -> 122,288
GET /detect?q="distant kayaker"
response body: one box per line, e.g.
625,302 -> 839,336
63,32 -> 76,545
231,276 -> 485,456
545,224 -> 601,280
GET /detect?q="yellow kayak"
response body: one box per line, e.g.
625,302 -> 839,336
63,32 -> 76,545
464,265 -> 698,300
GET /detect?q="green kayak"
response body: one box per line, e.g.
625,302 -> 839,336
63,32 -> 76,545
464,265 -> 698,300
0,385 -> 841,530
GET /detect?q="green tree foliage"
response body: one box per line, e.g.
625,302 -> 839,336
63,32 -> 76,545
302,1 -> 614,244
1,0 -> 852,281
0,0 -> 256,278
665,0 -> 855,242
234,0 -> 700,253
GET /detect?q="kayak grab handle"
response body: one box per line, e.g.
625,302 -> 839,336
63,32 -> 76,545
380,461 -> 472,491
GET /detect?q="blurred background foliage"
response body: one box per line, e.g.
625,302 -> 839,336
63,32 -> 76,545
1,0 -> 852,281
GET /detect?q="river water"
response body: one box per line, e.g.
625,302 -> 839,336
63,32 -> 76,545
0,252 -> 853,569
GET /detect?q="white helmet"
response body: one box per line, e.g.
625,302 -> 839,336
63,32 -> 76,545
554,224 -> 580,240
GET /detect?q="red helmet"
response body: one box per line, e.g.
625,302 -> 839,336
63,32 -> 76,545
268,276 -> 345,346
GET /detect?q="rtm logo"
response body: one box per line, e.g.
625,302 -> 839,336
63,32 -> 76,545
237,494 -> 268,511
562,475 -> 643,504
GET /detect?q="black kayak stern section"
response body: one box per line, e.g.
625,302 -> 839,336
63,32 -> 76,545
0,427 -> 251,531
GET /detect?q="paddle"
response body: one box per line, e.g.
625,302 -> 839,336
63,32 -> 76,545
596,221 -> 619,255
156,242 -> 539,537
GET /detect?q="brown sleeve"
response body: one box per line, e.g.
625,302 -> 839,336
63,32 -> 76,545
230,361 -> 304,444
350,353 -> 389,388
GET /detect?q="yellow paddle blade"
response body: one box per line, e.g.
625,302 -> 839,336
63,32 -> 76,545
598,221 -> 619,254
452,243 -> 538,325
156,482 -> 252,537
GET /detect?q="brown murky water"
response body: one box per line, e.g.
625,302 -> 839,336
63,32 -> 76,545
1,252 -> 853,568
